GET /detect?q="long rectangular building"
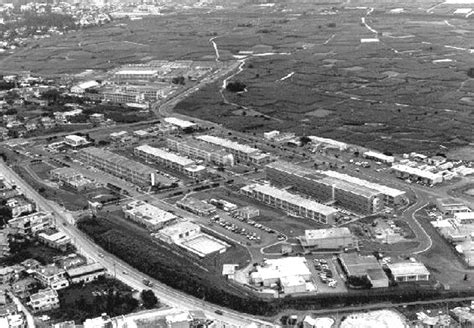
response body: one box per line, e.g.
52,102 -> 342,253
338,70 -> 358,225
240,183 -> 339,225
167,137 -> 235,167
134,144 -> 206,178
321,170 -> 406,206
79,147 -> 164,187
196,135 -> 270,165
266,161 -> 383,214
391,164 -> 443,185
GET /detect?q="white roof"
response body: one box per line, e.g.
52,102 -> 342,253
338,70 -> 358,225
303,316 -> 334,328
115,69 -> 158,75
164,117 -> 196,129
253,257 -> 311,282
321,170 -> 405,198
222,264 -> 238,275
166,312 -> 191,323
65,135 -> 87,142
455,212 -> 474,221
241,184 -> 338,216
159,221 -> 200,238
136,144 -> 195,167
196,135 -> 259,155
125,201 -> 177,226
363,151 -> 395,163
387,262 -> 430,277
76,80 -> 99,90
305,227 -> 352,240
392,164 -> 443,181
308,136 -> 348,149
280,275 -> 306,287
38,231 -> 70,243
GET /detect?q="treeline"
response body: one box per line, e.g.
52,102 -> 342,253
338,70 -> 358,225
5,12 -> 76,31
77,217 -> 474,315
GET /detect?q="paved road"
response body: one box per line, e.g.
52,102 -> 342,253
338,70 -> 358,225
0,160 -> 277,328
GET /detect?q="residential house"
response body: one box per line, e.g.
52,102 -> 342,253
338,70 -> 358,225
66,263 -> 106,284
34,265 -> 69,290
8,212 -> 53,236
29,288 -> 60,312
37,230 -> 71,251
6,197 -> 35,217
12,277 -> 38,299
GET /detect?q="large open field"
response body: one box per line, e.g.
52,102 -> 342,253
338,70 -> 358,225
1,1 -> 473,154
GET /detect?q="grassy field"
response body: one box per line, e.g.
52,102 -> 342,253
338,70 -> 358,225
1,3 -> 472,154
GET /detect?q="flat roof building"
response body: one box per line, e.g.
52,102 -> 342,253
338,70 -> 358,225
29,288 -> 60,313
176,197 -> 217,216
38,230 -> 71,251
363,151 -> 395,164
64,135 -> 89,148
339,253 -> 389,288
123,200 -> 177,231
67,263 -> 106,284
167,137 -> 235,167
454,212 -> 474,225
387,261 -> 430,282
79,147 -> 169,187
250,257 -> 312,287
134,145 -> 206,179
164,117 -> 197,129
392,164 -> 443,185
436,198 -> 471,216
321,170 -> 406,206
241,183 -> 339,225
300,227 -> 357,251
266,161 -> 384,214
196,135 -> 270,165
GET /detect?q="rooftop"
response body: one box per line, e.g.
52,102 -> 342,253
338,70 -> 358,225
81,147 -> 157,176
164,117 -> 196,129
392,164 -> 443,181
115,69 -> 158,75
136,144 -> 195,167
159,221 -> 201,238
305,227 -> 352,240
168,137 -> 233,156
387,262 -> 430,277
454,212 -> 474,221
196,135 -> 260,155
38,230 -> 71,243
124,201 -> 177,226
241,184 -> 339,216
30,288 -> 58,302
363,151 -> 395,162
66,263 -> 105,277
339,253 -> 383,277
177,197 -> 216,212
321,170 -> 405,198
252,257 -> 311,282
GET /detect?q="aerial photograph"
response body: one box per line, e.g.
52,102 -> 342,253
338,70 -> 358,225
0,0 -> 473,327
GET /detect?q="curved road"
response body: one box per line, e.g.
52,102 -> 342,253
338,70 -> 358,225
0,160 -> 277,328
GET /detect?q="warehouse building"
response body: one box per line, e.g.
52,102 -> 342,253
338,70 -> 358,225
363,151 -> 395,164
391,164 -> 443,185
134,145 -> 206,179
240,183 -> 339,225
79,147 -> 169,187
123,200 -> 177,231
300,227 -> 357,251
196,135 -> 271,165
266,161 -> 383,214
176,197 -> 217,216
339,253 -> 389,288
250,257 -> 312,292
167,137 -> 235,167
387,261 -> 430,282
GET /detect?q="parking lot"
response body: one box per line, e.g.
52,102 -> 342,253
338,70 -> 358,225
307,255 -> 348,294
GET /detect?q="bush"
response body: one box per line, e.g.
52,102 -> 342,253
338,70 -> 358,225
226,81 -> 246,93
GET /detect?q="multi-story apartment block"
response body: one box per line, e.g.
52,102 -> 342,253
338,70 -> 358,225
6,197 -> 35,217
134,145 -> 206,179
29,288 -> 60,312
265,161 -> 384,214
79,147 -> 168,187
8,212 -> 53,236
240,184 -> 339,225
166,137 -> 235,167
195,135 -> 271,165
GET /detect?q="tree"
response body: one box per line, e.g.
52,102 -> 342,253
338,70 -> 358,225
171,76 -> 185,85
140,289 -> 158,309
226,81 -> 246,92
299,136 -> 312,146
468,68 -> 474,78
